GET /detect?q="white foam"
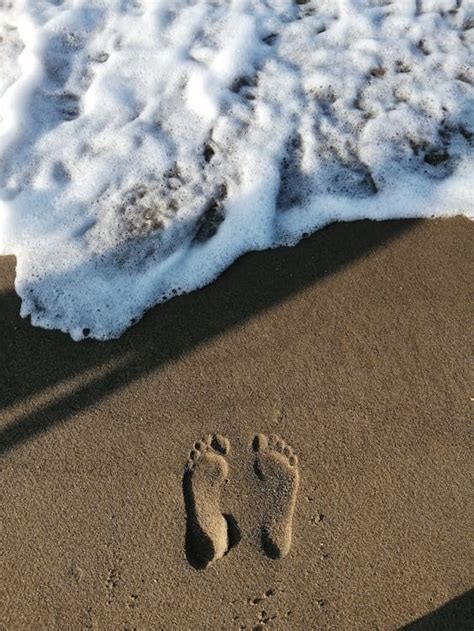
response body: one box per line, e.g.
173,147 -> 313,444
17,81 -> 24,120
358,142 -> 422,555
0,0 -> 472,339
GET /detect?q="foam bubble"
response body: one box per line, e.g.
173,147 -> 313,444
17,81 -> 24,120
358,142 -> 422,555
0,0 -> 472,339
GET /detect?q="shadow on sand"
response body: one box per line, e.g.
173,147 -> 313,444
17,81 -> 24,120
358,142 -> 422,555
0,218 -> 417,455
400,589 -> 473,631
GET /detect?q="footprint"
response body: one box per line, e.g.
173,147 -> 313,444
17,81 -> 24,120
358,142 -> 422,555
253,433 -> 299,559
183,434 -> 238,569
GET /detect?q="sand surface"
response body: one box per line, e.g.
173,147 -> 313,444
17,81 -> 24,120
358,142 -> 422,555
0,218 -> 472,630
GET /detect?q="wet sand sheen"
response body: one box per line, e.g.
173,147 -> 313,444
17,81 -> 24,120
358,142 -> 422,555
0,218 -> 471,629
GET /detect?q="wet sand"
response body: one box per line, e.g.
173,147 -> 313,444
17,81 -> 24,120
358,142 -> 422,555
0,217 -> 471,630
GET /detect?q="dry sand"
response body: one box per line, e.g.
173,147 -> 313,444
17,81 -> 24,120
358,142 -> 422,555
0,217 -> 472,630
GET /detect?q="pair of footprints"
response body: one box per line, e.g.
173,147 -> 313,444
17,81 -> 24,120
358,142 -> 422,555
183,433 -> 299,569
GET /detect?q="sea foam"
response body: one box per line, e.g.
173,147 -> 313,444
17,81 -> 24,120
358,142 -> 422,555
0,0 -> 472,339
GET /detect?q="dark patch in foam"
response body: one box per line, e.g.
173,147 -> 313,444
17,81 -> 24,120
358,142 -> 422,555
459,126 -> 472,140
395,60 -> 411,73
55,92 -> 82,121
463,16 -> 474,31
277,128 -> 378,210
230,75 -> 258,101
203,143 -> 215,163
417,39 -> 431,56
93,51 -> 109,63
424,149 -> 449,166
276,134 -> 308,210
370,66 -> 386,78
52,161 -> 71,182
408,115 -> 469,179
262,33 -> 278,45
194,183 -> 227,242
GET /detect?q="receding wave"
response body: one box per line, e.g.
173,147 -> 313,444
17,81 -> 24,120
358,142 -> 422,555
0,0 -> 472,339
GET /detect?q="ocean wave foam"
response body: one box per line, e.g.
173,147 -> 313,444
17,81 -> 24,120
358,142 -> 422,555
0,0 -> 472,340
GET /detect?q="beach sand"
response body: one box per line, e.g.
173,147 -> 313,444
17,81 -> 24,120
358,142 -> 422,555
0,217 -> 471,630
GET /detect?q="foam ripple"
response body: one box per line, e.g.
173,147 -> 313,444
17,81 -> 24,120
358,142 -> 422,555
0,0 -> 472,339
